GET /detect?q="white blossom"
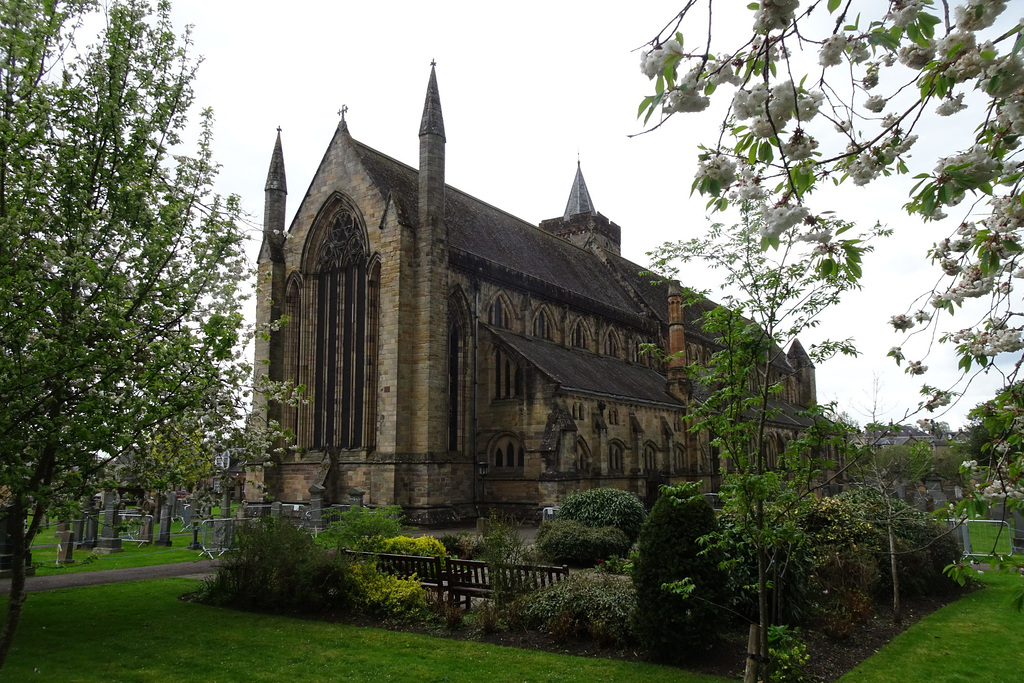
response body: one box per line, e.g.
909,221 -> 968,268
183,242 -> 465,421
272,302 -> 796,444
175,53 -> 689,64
955,1 -> 1008,31
864,95 -> 887,113
696,154 -> 737,189
819,34 -> 848,67
760,203 -> 810,238
887,0 -> 926,27
753,0 -> 800,33
899,42 -> 936,70
936,93 -> 968,116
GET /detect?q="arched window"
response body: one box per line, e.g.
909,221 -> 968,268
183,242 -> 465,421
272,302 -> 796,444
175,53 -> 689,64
604,330 -> 619,357
281,278 -> 301,438
674,445 -> 685,473
309,207 -> 374,451
571,321 -> 587,348
494,348 -> 521,399
577,438 -> 592,472
533,309 -> 552,340
609,441 -> 625,472
488,297 -> 510,328
644,444 -> 657,473
492,435 -> 524,470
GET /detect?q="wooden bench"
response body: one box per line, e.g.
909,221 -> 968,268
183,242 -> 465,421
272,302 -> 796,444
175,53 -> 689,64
344,551 -> 569,608
342,550 -> 446,594
446,558 -> 569,607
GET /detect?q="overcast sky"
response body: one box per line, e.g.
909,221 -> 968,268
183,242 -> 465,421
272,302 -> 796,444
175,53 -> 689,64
167,0 -> 1017,430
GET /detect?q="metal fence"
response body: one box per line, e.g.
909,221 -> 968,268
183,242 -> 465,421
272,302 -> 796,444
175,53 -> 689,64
951,518 -> 1018,558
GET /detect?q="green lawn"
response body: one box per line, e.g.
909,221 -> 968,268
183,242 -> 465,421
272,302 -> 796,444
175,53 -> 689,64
841,571 -> 1024,682
29,520 -> 204,575
1,579 -> 727,682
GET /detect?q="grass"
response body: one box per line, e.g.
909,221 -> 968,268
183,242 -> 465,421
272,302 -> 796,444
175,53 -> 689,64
840,570 -> 1024,682
29,522 -> 204,576
1,579 -> 729,682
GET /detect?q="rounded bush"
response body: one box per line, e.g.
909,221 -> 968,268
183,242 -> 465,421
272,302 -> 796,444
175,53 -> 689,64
556,487 -> 647,542
358,534 -> 447,557
633,483 -> 728,662
535,520 -> 631,565
517,571 -> 637,646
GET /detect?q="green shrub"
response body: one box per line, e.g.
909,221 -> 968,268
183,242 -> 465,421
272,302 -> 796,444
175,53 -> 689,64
438,531 -> 484,559
482,513 -> 532,606
535,520 -> 631,566
349,561 -> 429,620
517,571 -> 637,646
633,483 -> 728,662
556,487 -> 646,542
199,516 -> 355,612
357,535 -> 447,557
317,505 -> 408,549
715,510 -> 817,625
768,625 -> 810,683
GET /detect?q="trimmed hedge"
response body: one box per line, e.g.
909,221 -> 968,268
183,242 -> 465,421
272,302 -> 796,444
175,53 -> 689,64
535,520 -> 631,565
633,483 -> 728,662
516,571 -> 637,646
556,487 -> 647,542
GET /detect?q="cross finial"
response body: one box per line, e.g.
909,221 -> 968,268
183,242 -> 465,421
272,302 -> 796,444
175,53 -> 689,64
276,125 -> 282,133
338,104 -> 348,121
430,59 -> 436,67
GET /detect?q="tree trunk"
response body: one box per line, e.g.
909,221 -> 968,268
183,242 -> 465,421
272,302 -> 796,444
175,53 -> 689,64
0,500 -> 30,670
756,502 -> 771,682
889,523 -> 901,626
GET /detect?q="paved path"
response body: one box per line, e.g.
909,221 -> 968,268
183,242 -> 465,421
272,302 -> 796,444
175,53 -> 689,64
0,560 -> 219,595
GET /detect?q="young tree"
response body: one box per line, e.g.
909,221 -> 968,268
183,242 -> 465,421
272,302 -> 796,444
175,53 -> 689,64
0,0 -> 255,668
650,211 -> 869,681
637,0 -> 1024,610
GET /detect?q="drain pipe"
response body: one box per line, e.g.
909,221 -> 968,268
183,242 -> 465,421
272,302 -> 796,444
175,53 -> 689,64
472,280 -> 481,518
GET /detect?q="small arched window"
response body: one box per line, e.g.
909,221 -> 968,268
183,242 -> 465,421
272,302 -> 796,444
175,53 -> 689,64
533,310 -> 551,340
604,330 -> 618,357
571,321 -> 587,348
609,442 -> 624,472
489,297 -> 510,329
644,444 -> 657,473
493,435 -> 524,470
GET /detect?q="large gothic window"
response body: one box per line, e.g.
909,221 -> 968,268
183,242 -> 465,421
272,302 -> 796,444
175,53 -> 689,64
492,434 -> 524,470
488,297 -> 510,328
533,309 -> 551,340
494,348 -> 522,399
312,210 -> 371,450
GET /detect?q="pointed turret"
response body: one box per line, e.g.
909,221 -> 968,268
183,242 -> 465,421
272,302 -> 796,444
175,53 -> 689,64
263,129 -> 288,264
419,64 -> 446,230
563,161 -> 594,219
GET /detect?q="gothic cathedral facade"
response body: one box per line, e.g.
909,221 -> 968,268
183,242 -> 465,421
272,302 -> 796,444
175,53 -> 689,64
251,68 -> 818,524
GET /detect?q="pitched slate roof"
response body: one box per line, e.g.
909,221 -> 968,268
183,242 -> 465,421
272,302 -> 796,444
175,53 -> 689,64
489,326 -> 684,407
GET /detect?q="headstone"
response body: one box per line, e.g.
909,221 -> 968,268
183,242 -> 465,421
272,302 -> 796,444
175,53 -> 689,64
71,516 -> 85,547
155,491 -> 174,547
79,499 -> 99,550
94,490 -> 123,554
347,487 -> 365,508
56,530 -> 75,564
180,503 -> 192,530
139,515 -> 154,544
309,484 -> 325,529
212,518 -> 235,553
270,501 -> 282,518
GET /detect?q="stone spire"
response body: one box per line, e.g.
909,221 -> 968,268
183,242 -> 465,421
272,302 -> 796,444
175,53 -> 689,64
264,128 -> 287,194
418,64 -> 446,227
263,128 -> 287,264
563,161 -> 594,220
419,63 -> 446,141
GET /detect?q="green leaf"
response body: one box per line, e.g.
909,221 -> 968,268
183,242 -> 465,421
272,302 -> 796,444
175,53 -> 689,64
827,0 -> 841,11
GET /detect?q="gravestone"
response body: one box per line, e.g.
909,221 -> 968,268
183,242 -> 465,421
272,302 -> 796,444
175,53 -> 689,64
139,515 -> 154,544
270,501 -> 282,518
56,530 -> 75,564
180,503 -> 192,530
155,491 -> 173,547
309,484 -> 325,530
78,499 -> 99,550
94,490 -> 123,554
347,487 -> 365,507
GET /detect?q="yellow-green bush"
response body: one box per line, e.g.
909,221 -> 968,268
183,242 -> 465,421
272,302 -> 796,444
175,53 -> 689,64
350,562 -> 429,619
358,535 -> 447,557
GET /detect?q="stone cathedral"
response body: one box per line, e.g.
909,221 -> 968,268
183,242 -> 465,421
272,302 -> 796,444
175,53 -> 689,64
251,67 -> 818,524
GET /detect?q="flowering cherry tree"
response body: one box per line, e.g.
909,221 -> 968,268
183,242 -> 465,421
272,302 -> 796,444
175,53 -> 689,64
638,0 -> 1024,567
